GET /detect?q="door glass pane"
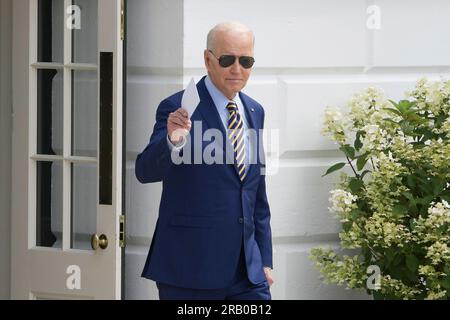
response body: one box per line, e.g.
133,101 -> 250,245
71,70 -> 98,157
71,0 -> 98,63
36,161 -> 63,248
37,69 -> 63,155
38,0 -> 63,63
71,162 -> 97,250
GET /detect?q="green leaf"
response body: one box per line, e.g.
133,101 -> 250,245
436,113 -> 447,126
389,183 -> 398,193
414,127 -> 435,141
407,113 -> 426,124
388,99 -> 398,108
444,265 -> 450,276
431,178 -> 444,196
385,248 -> 396,267
349,178 -> 364,193
406,255 -> 419,273
354,131 -> 363,151
440,276 -> 450,290
417,195 -> 434,207
356,154 -> 369,171
360,170 -> 371,179
397,100 -> 413,113
418,182 -> 432,195
383,118 -> 400,125
350,210 -> 361,220
392,204 -> 408,218
342,221 -> 352,232
362,247 -> 372,265
392,254 -> 403,266
340,144 -> 355,159
322,162 -> 346,177
401,121 -> 415,135
410,205 -> 419,216
441,195 -> 450,204
390,266 -> 404,281
402,192 -> 416,208
382,108 -> 403,117
406,175 -> 415,189
357,200 -> 367,211
404,268 -> 418,282
354,151 -> 369,159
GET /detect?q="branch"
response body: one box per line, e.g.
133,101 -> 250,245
370,157 -> 377,171
367,244 -> 382,261
346,155 -> 360,178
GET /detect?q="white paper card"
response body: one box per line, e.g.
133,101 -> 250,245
181,77 -> 200,118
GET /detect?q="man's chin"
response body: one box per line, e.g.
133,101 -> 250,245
226,85 -> 244,95
226,79 -> 244,87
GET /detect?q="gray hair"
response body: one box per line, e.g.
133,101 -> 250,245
206,21 -> 255,51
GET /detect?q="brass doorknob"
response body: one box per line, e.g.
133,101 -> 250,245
91,234 -> 108,250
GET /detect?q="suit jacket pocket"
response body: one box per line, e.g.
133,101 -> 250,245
169,215 -> 223,229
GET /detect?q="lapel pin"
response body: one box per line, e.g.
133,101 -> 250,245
251,108 -> 255,112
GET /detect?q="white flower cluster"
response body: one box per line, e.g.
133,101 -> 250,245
364,213 -> 412,248
418,265 -> 448,300
365,152 -> 408,214
428,200 -> 450,218
413,201 -> 450,244
379,275 -> 422,299
371,151 -> 404,173
426,241 -> 450,265
329,189 -> 358,222
441,113 -> 450,138
407,78 -> 450,116
348,87 -> 393,130
360,124 -> 391,154
339,223 -> 366,249
322,107 -> 349,144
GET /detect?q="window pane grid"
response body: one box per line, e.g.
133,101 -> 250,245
33,0 -> 99,250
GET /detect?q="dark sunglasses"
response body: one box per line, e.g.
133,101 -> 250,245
208,50 -> 255,69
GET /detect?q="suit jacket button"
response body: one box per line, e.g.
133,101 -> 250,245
239,218 -> 244,224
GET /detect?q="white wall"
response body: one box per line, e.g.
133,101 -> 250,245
125,0 -> 185,300
0,0 -> 12,300
125,0 -> 450,299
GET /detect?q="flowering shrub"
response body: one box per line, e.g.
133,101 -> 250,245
309,78 -> 450,299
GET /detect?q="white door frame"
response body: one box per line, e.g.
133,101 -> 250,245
11,0 -> 124,299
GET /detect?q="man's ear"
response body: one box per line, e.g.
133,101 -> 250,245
204,49 -> 211,70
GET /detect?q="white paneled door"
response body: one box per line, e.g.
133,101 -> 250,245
12,0 -> 125,299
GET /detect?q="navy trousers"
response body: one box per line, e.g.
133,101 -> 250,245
156,247 -> 271,300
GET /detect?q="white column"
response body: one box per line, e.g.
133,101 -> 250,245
125,0 -> 185,300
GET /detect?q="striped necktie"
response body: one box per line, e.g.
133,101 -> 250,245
226,100 -> 246,181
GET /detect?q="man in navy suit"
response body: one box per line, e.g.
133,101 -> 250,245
135,21 -> 273,300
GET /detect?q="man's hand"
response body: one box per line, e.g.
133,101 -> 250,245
264,267 -> 274,286
168,108 -> 191,144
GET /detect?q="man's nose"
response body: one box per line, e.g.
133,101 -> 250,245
230,58 -> 241,73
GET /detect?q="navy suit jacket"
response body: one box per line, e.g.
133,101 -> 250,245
135,76 -> 273,289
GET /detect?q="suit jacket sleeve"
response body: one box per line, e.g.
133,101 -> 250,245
254,108 -> 273,269
135,98 -> 179,183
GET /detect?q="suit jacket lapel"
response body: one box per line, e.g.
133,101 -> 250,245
196,77 -> 237,174
196,77 -> 226,139
239,92 -> 258,131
